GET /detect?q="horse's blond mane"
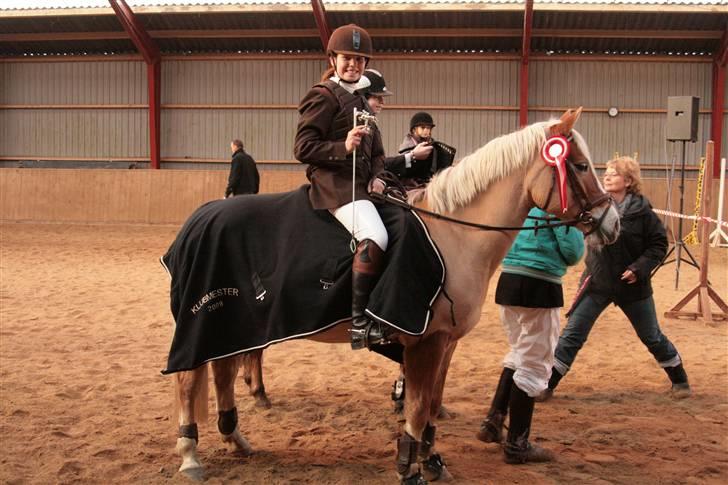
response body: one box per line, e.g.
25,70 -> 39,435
421,121 -> 555,214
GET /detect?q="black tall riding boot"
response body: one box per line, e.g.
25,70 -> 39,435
664,363 -> 691,398
535,368 -> 563,402
350,239 -> 387,350
504,383 -> 554,464
477,367 -> 515,443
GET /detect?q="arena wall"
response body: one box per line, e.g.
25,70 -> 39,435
1,56 -> 726,229
1,57 -> 725,168
0,168 -> 723,237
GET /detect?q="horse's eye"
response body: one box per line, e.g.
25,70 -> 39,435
574,163 -> 589,172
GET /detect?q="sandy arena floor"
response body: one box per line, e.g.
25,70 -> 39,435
1,222 -> 726,484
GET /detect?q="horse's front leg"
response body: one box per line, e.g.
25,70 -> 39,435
399,332 -> 450,484
418,340 -> 457,482
212,356 -> 253,455
241,349 -> 272,408
175,366 -> 208,481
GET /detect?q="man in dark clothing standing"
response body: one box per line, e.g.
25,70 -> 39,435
225,139 -> 260,198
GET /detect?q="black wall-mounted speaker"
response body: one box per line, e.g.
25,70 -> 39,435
666,96 -> 700,142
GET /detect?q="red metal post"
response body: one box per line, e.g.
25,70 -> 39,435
310,0 -> 332,51
711,26 -> 728,177
109,0 -> 162,169
519,0 -> 534,127
147,62 -> 161,170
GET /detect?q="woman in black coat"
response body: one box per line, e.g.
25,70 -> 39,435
540,156 -> 691,400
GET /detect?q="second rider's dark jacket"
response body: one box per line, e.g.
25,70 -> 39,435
583,193 -> 667,304
294,79 -> 385,210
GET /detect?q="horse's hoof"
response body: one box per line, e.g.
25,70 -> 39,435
222,429 -> 254,456
401,471 -> 428,485
254,394 -> 272,409
178,465 -> 204,482
421,454 -> 452,482
436,405 -> 455,420
434,465 -> 453,482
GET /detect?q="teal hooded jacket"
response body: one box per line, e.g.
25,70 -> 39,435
501,207 -> 585,284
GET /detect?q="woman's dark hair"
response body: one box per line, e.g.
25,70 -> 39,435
231,139 -> 244,150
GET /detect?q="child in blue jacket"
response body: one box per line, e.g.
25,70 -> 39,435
477,206 -> 584,464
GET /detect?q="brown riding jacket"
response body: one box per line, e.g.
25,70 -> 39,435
294,79 -> 385,210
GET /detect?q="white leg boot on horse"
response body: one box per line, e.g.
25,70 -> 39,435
503,383 -> 554,464
398,332 -> 454,483
212,358 -> 253,456
350,239 -> 388,350
175,366 -> 209,481
241,349 -> 272,409
477,367 -> 515,443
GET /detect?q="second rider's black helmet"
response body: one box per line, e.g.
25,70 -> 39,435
361,69 -> 393,97
409,112 -> 435,131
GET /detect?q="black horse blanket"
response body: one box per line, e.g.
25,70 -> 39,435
161,185 -> 444,374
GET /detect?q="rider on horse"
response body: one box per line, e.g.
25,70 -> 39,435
294,24 -> 389,350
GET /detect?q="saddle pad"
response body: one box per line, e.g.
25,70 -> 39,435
161,185 -> 444,373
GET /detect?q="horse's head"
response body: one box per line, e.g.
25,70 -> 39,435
525,108 -> 620,247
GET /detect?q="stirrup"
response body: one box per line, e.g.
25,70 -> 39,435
350,321 -> 389,350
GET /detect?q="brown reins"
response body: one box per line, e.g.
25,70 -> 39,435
373,151 -> 613,234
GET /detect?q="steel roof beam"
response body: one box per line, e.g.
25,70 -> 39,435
310,0 -> 331,52
519,0 -> 533,127
108,0 -> 161,170
3,28 -> 725,43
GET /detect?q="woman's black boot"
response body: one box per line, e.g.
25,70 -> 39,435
665,363 -> 691,398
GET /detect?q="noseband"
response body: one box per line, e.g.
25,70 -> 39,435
539,134 -> 613,236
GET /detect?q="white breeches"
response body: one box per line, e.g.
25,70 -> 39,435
500,305 -> 561,397
332,200 -> 389,251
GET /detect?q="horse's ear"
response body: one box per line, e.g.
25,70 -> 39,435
551,107 -> 582,136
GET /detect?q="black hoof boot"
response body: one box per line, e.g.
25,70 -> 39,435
401,472 -> 427,485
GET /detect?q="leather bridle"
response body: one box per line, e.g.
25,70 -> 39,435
537,134 -> 613,236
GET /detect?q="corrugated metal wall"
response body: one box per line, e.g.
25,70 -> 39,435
1,58 -> 725,165
160,58 -> 520,161
0,61 -> 149,159
528,60 -> 725,167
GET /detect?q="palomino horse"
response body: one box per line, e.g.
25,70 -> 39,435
170,108 -> 620,483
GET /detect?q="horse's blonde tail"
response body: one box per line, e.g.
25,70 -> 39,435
172,364 -> 209,426
194,365 -> 209,424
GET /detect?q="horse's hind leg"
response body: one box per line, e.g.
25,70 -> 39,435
212,356 -> 253,455
175,366 -> 208,480
242,349 -> 272,409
